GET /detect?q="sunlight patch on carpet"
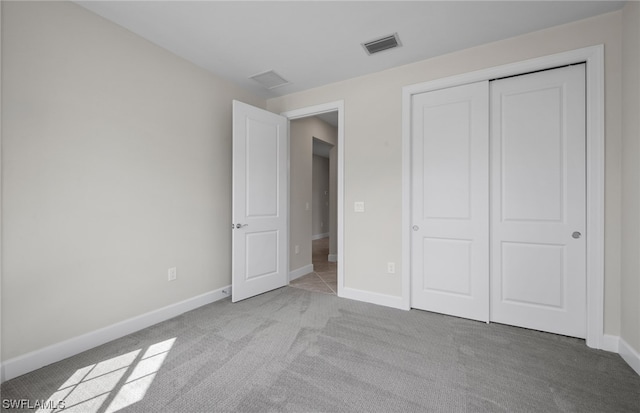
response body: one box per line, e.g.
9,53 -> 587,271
36,338 -> 176,413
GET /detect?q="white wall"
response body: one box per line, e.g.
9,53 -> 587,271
268,11 -> 624,334
1,1 -> 264,361
621,1 -> 640,356
312,154 -> 330,238
289,117 -> 337,273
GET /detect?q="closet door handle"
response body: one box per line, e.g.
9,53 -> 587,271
572,231 -> 581,239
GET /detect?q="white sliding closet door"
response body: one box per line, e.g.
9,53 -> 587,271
410,81 -> 490,322
410,65 -> 587,339
490,64 -> 586,338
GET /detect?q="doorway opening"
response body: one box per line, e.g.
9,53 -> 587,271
288,113 -> 339,295
281,102 -> 344,297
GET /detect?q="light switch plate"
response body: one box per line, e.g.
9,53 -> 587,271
354,202 -> 365,212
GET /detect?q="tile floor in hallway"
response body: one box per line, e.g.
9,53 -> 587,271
289,237 -> 337,294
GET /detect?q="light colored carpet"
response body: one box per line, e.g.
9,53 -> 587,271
2,287 -> 639,412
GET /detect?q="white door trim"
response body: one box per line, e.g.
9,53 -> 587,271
281,101 -> 345,298
401,45 -> 605,349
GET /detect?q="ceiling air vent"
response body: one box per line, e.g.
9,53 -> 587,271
249,70 -> 290,90
362,33 -> 401,55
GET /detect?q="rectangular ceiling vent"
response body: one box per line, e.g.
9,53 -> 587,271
362,33 -> 401,55
249,70 -> 290,90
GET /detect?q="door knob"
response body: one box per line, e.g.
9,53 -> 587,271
412,225 -> 420,231
572,231 -> 581,239
236,223 -> 248,229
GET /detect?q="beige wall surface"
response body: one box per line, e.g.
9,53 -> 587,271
1,1 -> 264,360
289,117 -> 337,273
289,119 -> 313,272
267,11 -> 624,334
621,1 -> 640,354
312,155 -> 330,238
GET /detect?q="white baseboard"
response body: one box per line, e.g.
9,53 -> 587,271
328,254 -> 337,262
0,286 -> 231,383
601,334 -> 620,353
289,264 -> 314,281
340,287 -> 406,311
619,338 -> 640,376
312,233 -> 329,241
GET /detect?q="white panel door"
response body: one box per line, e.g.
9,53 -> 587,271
411,81 -> 490,322
490,65 -> 586,338
232,101 -> 288,302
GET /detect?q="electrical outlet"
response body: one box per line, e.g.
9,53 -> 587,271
354,201 -> 365,212
168,267 -> 177,281
387,262 -> 395,274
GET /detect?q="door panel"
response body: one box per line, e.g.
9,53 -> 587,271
501,242 -> 564,308
422,238 -> 472,295
490,64 -> 586,338
500,87 -> 564,222
232,101 -> 288,302
411,81 -> 490,322
421,100 -> 473,219
245,231 -> 279,280
246,118 -> 280,217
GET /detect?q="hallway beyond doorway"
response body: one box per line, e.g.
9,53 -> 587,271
289,237 -> 337,294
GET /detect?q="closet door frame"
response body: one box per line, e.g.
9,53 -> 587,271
401,45 -> 605,350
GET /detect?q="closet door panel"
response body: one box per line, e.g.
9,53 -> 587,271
411,81 -> 489,322
490,64 -> 586,338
